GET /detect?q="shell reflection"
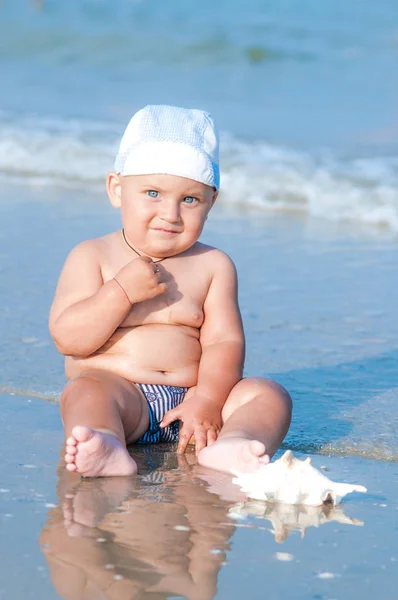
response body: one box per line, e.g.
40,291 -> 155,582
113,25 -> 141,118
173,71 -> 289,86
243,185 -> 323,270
230,500 -> 364,543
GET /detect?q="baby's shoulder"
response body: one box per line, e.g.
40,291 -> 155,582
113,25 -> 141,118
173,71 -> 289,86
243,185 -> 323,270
66,232 -> 117,265
191,243 -> 236,274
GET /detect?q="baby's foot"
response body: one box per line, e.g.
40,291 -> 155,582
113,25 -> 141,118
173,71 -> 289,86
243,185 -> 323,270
62,477 -> 134,537
65,425 -> 137,477
197,437 -> 270,474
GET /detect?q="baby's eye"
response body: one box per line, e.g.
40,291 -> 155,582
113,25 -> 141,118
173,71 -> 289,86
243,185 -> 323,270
183,196 -> 197,204
146,190 -> 159,198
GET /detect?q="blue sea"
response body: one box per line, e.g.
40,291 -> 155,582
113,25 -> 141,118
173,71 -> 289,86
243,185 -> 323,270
1,0 -> 398,229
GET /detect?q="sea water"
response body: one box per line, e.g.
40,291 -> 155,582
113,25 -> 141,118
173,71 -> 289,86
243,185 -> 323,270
0,0 -> 397,229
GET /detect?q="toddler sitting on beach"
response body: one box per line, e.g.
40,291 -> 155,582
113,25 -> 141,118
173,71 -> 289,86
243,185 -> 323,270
49,105 -> 292,477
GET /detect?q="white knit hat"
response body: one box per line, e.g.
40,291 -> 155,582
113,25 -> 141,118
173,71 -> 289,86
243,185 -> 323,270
115,105 -> 220,189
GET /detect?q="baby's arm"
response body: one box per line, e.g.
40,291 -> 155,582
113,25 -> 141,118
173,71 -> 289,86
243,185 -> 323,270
161,251 -> 245,453
194,251 -> 245,405
49,239 -> 166,357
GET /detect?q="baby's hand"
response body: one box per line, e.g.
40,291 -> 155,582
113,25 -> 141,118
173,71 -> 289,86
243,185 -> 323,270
160,395 -> 222,455
116,256 -> 168,304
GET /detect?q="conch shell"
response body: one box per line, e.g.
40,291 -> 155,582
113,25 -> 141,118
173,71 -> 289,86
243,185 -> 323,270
231,450 -> 367,506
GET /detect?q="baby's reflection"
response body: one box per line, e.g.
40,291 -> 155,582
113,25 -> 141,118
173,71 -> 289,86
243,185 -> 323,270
40,446 -> 241,600
40,446 -> 364,599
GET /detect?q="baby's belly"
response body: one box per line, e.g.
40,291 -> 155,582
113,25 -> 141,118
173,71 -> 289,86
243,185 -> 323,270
65,324 -> 201,387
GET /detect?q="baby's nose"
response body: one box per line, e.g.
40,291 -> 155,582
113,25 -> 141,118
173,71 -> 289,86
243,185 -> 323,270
159,201 -> 181,223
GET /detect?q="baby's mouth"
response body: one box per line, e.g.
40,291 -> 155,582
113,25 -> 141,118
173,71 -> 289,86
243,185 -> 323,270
152,227 -> 180,235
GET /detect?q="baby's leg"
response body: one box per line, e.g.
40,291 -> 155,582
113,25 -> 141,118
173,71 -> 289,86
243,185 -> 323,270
198,378 -> 292,474
61,370 -> 149,477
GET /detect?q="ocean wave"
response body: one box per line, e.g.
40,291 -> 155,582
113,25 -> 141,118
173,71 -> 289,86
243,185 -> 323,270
1,113 -> 397,232
282,440 -> 398,463
220,135 -> 398,231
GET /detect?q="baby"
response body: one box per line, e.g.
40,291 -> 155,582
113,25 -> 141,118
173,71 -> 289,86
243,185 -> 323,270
49,105 -> 292,477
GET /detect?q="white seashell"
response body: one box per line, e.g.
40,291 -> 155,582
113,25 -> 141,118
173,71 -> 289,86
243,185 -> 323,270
231,450 -> 367,506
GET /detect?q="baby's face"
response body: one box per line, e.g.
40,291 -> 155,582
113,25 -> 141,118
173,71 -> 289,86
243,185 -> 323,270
115,174 -> 217,258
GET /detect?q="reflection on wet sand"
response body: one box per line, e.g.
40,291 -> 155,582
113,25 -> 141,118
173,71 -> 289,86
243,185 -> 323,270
40,446 -> 239,600
229,501 -> 364,544
39,445 -> 365,598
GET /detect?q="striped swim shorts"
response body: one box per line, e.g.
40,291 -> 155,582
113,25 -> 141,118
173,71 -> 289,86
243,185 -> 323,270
136,383 -> 188,444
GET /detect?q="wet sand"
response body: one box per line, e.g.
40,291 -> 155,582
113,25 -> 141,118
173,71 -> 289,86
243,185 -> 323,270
0,184 -> 398,598
0,392 -> 397,599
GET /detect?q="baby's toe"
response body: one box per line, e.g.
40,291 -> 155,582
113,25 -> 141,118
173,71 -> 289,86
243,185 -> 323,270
72,425 -> 94,443
65,453 -> 75,464
249,440 -> 266,456
66,436 -> 77,446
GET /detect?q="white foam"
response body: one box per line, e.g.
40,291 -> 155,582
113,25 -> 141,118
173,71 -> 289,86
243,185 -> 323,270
0,113 -> 397,232
0,113 -> 116,186
219,134 -> 398,232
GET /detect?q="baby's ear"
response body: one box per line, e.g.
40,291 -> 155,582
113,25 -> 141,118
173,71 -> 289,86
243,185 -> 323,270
211,189 -> 218,207
107,172 -> 122,208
